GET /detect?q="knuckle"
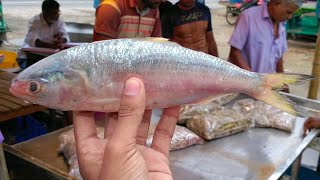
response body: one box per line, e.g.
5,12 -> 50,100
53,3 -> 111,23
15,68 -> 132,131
107,141 -> 123,155
107,140 -> 135,156
164,107 -> 181,118
107,141 -> 117,151
118,104 -> 144,118
154,128 -> 173,140
120,104 -> 137,113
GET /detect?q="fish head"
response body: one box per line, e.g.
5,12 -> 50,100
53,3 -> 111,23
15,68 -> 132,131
10,58 -> 88,110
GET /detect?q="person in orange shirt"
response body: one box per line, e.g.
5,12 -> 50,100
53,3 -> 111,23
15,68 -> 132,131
93,0 -> 162,41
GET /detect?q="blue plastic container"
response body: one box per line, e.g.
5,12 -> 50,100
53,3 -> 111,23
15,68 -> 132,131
15,115 -> 48,143
230,0 -> 243,4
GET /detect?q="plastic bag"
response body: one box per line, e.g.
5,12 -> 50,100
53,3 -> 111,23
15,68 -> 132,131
178,102 -> 223,125
211,93 -> 239,105
146,125 -> 204,150
231,98 -> 256,114
58,127 -> 104,180
178,93 -> 239,125
252,102 -> 296,132
232,99 -> 296,132
186,109 -> 252,140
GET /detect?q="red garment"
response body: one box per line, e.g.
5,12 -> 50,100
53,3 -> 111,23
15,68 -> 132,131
94,0 -> 162,41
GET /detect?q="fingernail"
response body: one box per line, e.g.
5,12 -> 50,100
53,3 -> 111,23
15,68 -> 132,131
124,78 -> 140,96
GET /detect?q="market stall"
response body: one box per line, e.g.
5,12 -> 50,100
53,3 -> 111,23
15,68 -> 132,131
0,70 -> 48,180
3,93 -> 320,180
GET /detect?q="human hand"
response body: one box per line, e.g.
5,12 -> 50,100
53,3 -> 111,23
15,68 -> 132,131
54,33 -> 67,49
54,33 -> 67,43
304,117 -> 320,134
280,83 -> 289,93
73,77 -> 180,180
35,39 -> 59,49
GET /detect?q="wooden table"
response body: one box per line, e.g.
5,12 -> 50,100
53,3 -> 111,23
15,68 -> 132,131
3,126 -> 73,180
0,70 -> 47,122
0,70 -> 47,180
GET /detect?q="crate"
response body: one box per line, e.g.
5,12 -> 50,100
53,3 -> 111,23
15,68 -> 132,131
230,0 -> 243,4
0,50 -> 19,69
15,115 -> 48,143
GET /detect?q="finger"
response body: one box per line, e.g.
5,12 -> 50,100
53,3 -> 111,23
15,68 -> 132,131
151,106 -> 180,157
304,121 -> 309,132
303,124 -> 307,133
73,111 -> 97,142
105,112 -> 118,139
136,110 -> 152,145
112,77 -> 146,141
303,126 -> 308,134
305,121 -> 315,132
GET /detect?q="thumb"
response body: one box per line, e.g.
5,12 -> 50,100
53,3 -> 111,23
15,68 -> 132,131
112,77 -> 146,141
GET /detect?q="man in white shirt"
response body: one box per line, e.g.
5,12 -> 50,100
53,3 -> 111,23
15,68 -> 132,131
18,0 -> 70,68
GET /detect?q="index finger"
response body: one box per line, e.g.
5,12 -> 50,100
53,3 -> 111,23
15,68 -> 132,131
73,111 -> 97,142
136,110 -> 152,145
111,77 -> 146,141
151,107 -> 180,157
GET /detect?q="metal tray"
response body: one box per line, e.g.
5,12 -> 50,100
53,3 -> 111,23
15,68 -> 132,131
167,93 -> 320,180
5,93 -> 320,180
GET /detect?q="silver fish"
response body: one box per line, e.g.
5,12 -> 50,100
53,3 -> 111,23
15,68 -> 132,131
10,38 -> 311,115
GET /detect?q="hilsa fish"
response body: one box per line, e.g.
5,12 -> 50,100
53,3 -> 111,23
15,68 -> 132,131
10,38 -> 310,115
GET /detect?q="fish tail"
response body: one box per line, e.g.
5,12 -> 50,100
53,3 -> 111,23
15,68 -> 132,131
252,73 -> 313,116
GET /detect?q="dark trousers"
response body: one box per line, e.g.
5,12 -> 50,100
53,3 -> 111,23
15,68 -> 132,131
26,53 -> 46,67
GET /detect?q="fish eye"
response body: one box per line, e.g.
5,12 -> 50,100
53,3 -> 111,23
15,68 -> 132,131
28,81 -> 41,94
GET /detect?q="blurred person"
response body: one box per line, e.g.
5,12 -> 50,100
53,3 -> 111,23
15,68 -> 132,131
93,0 -> 164,123
161,0 -> 219,56
159,0 -> 173,20
304,117 -> 320,133
17,0 -> 69,68
228,0 -> 303,73
93,0 -> 162,41
94,0 -> 101,9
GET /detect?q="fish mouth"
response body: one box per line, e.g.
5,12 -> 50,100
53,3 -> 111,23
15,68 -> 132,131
10,78 -> 31,97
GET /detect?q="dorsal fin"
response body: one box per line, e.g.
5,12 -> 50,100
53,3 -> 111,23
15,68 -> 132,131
135,37 -> 181,46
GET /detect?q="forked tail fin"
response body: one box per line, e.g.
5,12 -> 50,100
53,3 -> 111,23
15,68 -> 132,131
252,73 -> 313,116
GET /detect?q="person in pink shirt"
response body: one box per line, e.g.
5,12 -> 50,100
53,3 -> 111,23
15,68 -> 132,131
228,0 -> 302,73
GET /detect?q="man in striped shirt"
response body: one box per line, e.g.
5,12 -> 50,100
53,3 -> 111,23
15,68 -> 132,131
93,0 -> 162,40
